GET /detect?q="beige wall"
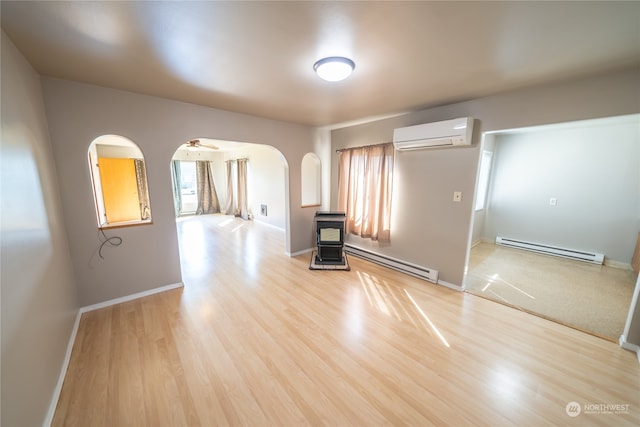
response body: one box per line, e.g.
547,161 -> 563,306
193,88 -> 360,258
331,67 -> 640,288
41,77 -> 317,306
1,32 -> 79,426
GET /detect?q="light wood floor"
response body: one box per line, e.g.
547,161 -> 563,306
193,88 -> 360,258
53,215 -> 640,426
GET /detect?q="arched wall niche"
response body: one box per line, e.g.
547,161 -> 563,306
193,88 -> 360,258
88,134 -> 152,228
301,152 -> 321,208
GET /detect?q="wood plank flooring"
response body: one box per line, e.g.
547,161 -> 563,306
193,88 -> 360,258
53,215 -> 640,426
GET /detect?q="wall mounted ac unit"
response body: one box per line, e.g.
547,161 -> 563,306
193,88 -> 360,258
393,117 -> 474,150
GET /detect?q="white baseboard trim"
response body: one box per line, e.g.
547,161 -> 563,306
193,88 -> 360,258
604,259 -> 633,270
80,282 -> 184,314
479,240 -> 633,270
619,335 -> 640,364
253,218 -> 285,233
287,247 -> 314,257
43,308 -> 82,427
44,282 -> 185,426
437,280 -> 464,291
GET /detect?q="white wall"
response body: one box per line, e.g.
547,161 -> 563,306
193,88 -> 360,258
313,127 -> 332,211
96,143 -> 143,159
301,153 -> 321,207
41,77 -> 317,306
172,148 -> 221,162
245,145 -> 287,230
331,67 -> 640,288
482,116 -> 640,264
1,32 -> 79,427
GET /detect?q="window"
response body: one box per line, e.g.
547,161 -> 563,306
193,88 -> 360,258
176,161 -> 197,214
475,150 -> 493,211
88,135 -> 152,228
337,143 -> 394,242
171,158 -> 222,217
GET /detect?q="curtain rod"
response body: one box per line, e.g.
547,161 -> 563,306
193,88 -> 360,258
335,141 -> 393,153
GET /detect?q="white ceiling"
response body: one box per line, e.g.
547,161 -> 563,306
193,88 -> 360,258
2,1 -> 639,127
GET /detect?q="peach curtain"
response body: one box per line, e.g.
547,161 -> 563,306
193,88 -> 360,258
337,143 -> 394,242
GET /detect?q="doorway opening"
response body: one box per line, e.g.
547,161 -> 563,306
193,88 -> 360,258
465,114 -> 640,341
170,138 -> 290,283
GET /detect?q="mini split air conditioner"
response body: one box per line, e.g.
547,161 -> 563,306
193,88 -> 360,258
393,117 -> 474,150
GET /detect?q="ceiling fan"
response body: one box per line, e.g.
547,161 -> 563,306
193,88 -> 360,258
184,139 -> 219,151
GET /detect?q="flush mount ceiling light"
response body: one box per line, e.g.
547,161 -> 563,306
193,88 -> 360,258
313,56 -> 355,82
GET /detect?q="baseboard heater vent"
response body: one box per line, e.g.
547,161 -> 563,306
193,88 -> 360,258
495,236 -> 604,265
344,244 -> 439,283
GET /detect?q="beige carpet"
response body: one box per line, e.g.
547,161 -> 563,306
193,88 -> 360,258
465,243 -> 638,341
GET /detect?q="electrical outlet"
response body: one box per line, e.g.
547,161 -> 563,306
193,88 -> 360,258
549,197 -> 557,206
453,192 -> 462,202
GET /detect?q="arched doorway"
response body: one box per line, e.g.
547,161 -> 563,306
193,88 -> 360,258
169,138 -> 290,284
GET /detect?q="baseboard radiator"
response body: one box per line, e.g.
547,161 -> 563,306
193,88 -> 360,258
344,244 -> 439,283
495,236 -> 604,265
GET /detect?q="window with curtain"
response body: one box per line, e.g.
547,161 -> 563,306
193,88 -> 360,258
134,159 -> 151,220
171,160 -> 220,216
337,143 -> 394,242
474,150 -> 493,211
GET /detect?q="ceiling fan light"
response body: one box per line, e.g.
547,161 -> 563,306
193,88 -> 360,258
313,57 -> 355,82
